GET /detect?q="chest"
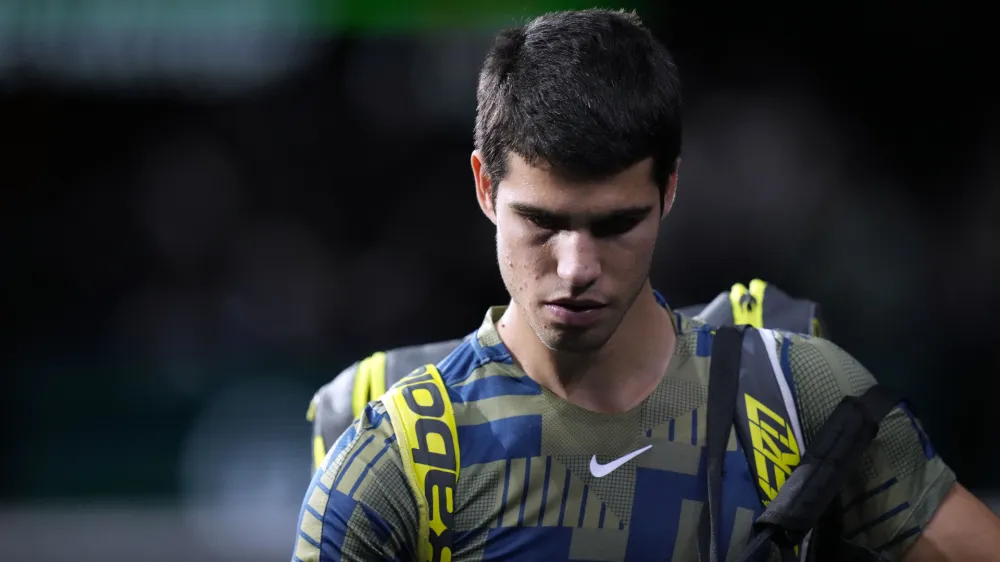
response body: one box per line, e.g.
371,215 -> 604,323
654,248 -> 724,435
448,439 -> 766,561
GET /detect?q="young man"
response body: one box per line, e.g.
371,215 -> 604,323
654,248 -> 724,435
292,9 -> 1000,561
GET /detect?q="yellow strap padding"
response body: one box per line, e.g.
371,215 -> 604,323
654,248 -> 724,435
367,351 -> 388,403
730,278 -> 768,329
352,352 -> 389,418
352,356 -> 373,418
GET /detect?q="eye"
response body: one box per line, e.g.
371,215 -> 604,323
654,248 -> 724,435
526,214 -> 563,231
590,216 -> 643,238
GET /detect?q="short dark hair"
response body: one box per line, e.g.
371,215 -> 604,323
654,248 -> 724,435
475,9 -> 682,204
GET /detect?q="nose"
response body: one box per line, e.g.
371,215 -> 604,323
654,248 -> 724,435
554,231 -> 601,288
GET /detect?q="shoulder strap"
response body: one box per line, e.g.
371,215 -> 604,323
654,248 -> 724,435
732,329 -> 806,506
701,325 -> 747,562
729,328 -> 807,561
380,364 -> 460,562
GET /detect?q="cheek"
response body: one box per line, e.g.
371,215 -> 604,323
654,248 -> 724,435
495,228 -> 516,272
607,224 -> 659,268
633,229 -> 659,258
497,227 -> 548,288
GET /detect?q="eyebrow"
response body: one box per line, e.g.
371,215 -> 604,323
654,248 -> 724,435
509,202 -> 654,223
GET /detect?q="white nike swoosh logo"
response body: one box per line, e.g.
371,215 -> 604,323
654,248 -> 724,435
589,445 -> 653,478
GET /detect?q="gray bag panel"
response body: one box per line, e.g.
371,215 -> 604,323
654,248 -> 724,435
382,338 -> 466,389
310,338 -> 464,470
310,361 -> 360,469
679,283 -> 822,337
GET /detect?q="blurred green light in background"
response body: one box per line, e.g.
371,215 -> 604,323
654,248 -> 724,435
308,0 -> 653,32
0,1 -> 653,35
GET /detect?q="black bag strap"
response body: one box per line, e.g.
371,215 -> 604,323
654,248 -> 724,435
734,384 -> 903,562
700,326 -> 747,562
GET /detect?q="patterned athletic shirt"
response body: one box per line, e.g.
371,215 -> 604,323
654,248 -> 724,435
292,306 -> 955,562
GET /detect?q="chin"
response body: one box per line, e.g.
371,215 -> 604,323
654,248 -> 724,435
537,327 -> 612,354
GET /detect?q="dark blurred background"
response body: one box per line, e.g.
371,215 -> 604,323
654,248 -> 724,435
2,1 -> 997,560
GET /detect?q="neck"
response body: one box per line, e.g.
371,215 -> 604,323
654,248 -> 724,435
499,283 -> 677,414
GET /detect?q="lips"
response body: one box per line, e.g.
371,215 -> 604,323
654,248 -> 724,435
544,299 -> 607,327
547,299 -> 606,311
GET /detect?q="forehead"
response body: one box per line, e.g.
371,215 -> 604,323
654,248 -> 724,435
497,154 -> 659,213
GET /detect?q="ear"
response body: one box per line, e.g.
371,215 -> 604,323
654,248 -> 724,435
471,150 -> 497,224
661,158 -> 680,219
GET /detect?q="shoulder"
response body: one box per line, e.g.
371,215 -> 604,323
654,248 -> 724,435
432,331 -> 506,384
315,401 -> 410,509
697,325 -> 877,443
433,331 -> 539,403
782,332 -> 873,394
427,333 -> 547,469
297,400 -> 419,562
775,333 -> 878,440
